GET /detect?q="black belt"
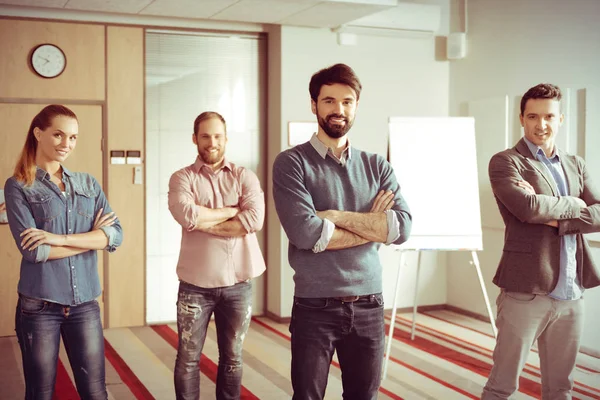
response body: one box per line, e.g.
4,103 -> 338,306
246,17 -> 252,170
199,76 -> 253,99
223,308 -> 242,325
331,295 -> 372,303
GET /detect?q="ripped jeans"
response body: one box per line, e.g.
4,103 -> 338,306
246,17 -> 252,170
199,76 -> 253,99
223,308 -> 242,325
174,280 -> 252,400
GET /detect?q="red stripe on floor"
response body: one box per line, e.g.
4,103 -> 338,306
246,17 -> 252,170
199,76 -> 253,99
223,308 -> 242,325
389,354 -> 478,399
104,338 -> 155,399
52,358 -> 78,400
150,324 -> 259,400
378,386 -> 404,399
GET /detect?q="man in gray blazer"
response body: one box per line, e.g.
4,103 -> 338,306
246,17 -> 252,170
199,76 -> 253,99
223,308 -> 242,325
482,83 -> 600,399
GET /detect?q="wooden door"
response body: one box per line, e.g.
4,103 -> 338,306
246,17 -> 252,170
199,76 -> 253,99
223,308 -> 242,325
0,103 -> 104,336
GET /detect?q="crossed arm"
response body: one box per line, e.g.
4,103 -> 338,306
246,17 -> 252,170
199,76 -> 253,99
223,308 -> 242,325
489,152 -> 600,234
168,168 -> 265,238
272,151 -> 411,252
4,179 -> 120,262
317,190 -> 395,250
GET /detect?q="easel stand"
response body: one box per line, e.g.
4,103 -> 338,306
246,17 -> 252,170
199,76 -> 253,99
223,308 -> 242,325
382,249 -> 497,380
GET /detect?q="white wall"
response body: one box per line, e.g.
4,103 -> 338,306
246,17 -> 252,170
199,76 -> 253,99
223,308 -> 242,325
267,22 -> 451,318
447,0 -> 600,353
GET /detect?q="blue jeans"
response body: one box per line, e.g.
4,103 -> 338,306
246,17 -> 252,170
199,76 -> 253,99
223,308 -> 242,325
290,294 -> 385,400
174,280 -> 253,400
15,294 -> 107,400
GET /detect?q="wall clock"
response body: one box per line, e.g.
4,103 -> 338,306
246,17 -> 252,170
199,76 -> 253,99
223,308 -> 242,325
30,44 -> 66,78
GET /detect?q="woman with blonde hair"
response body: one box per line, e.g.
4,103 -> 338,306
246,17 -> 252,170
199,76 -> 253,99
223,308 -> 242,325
4,104 -> 123,399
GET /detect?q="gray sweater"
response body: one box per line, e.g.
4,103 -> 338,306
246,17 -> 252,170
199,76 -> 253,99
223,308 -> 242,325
272,141 -> 412,298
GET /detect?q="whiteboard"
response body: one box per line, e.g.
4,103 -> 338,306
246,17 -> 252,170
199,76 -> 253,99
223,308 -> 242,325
388,117 -> 483,250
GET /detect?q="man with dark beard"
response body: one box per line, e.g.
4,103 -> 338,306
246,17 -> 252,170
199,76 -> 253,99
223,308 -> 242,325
167,111 -> 266,399
272,63 -> 412,399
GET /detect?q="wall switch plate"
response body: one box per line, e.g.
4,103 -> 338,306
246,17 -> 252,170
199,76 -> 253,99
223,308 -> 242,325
133,166 -> 143,185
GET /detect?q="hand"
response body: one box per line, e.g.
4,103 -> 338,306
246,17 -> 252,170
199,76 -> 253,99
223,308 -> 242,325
370,190 -> 394,213
229,206 -> 240,218
573,197 -> 587,208
517,180 -> 536,195
0,202 -> 5,213
20,228 -> 66,251
545,220 -> 559,228
93,208 -> 117,230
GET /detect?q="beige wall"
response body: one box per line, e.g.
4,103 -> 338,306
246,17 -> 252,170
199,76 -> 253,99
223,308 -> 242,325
0,18 -> 145,330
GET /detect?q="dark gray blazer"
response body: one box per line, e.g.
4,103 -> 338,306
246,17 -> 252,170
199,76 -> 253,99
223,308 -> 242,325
488,138 -> 600,293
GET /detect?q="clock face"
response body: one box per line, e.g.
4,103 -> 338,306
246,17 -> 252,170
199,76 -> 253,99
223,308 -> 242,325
31,44 -> 66,78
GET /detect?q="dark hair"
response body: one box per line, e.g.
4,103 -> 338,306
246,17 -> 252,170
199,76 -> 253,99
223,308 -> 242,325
309,63 -> 362,102
14,104 -> 78,185
193,111 -> 226,135
520,83 -> 562,115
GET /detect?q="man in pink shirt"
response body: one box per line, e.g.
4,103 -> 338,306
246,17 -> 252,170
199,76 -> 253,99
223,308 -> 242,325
168,111 -> 266,400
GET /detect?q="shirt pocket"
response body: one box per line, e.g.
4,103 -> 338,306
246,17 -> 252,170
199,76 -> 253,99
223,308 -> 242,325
222,180 -> 241,207
223,190 -> 240,208
74,186 -> 96,220
25,191 -> 60,223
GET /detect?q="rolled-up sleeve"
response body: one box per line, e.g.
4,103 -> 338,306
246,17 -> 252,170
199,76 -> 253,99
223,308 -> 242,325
4,178 -> 50,263
236,169 -> 265,234
312,218 -> 335,253
99,226 -> 120,252
385,209 -> 401,245
168,170 -> 199,232
92,177 -> 123,252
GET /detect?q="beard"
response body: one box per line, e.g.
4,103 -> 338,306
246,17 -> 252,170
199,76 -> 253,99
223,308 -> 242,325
198,146 -> 225,165
317,113 -> 353,139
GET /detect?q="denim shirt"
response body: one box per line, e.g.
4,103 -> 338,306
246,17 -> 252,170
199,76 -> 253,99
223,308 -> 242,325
4,166 -> 123,306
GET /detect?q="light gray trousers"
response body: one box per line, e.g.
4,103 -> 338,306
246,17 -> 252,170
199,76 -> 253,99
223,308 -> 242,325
481,291 -> 584,400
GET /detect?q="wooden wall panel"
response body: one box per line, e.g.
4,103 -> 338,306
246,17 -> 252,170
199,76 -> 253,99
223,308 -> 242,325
0,19 -> 105,101
106,26 -> 145,328
0,103 -> 104,336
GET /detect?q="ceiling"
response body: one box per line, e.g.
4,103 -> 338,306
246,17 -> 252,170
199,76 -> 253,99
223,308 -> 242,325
0,0 -> 401,29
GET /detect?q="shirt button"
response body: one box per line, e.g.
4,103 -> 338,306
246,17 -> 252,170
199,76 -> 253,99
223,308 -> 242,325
68,209 -> 72,213
71,265 -> 75,269
73,285 -> 76,288
68,229 -> 72,232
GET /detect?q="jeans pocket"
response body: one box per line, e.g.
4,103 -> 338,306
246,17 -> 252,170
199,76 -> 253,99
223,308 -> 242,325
294,297 -> 328,309
372,293 -> 384,307
505,291 -> 537,302
361,293 -> 384,309
19,295 -> 49,315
